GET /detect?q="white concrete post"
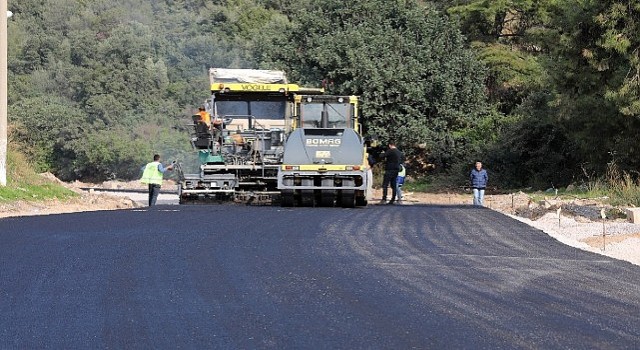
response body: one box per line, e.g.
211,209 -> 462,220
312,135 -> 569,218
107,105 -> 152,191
0,1 -> 9,186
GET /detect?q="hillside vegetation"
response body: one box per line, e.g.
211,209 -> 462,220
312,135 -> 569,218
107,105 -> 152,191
0,147 -> 77,203
5,0 -> 640,190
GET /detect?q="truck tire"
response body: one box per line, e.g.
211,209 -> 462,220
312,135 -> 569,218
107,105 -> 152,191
340,190 -> 355,208
281,190 -> 295,207
300,189 -> 315,207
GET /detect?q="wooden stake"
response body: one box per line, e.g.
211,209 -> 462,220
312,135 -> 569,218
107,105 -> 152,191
600,208 -> 607,251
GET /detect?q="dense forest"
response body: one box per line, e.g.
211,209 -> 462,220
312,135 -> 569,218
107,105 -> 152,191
5,0 -> 640,189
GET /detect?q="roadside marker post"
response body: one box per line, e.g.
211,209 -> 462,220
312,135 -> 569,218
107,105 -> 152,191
600,208 -> 608,251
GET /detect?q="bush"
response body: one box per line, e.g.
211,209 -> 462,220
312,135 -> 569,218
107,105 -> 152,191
0,147 -> 76,203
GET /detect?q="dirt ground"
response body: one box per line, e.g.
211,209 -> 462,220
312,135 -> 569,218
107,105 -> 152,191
0,190 -> 140,219
0,176 -> 629,224
0,175 -> 149,219
2,176 -> 639,266
0,183 -> 513,218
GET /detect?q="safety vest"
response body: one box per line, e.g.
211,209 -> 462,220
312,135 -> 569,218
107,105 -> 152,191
397,164 -> 406,185
140,161 -> 163,185
197,111 -> 211,126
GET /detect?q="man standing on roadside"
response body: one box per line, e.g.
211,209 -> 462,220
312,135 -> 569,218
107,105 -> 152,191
470,161 -> 488,206
140,154 -> 174,206
380,142 -> 404,205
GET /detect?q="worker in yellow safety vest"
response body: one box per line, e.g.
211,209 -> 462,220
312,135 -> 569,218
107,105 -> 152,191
140,154 -> 174,206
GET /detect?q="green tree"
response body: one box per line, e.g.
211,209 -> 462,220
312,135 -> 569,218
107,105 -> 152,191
439,1 -> 553,115
593,2 -> 640,117
535,1 -> 640,176
70,127 -> 152,181
7,0 -> 202,180
8,96 -> 87,175
255,0 -> 489,169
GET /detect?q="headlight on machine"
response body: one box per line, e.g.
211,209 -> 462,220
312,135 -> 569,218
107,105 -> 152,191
284,165 -> 300,170
345,165 -> 361,171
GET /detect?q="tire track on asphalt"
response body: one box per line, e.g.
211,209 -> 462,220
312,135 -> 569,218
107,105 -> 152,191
321,204 -> 640,348
2,204 -> 639,348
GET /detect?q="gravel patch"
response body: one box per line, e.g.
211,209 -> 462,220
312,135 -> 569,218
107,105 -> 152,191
506,212 -> 640,266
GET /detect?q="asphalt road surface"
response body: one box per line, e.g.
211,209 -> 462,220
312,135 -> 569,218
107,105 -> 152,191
1,204 -> 639,349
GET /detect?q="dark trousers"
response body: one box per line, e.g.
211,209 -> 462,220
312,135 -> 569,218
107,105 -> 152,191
148,184 -> 161,206
382,170 -> 399,202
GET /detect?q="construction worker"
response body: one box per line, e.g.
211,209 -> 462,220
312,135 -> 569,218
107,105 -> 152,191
380,141 -> 404,205
140,154 -> 174,206
212,114 -> 223,129
196,106 -> 211,127
210,113 -> 224,148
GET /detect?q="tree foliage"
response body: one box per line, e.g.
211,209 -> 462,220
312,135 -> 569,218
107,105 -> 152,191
7,0 -> 230,180
6,0 -> 491,180
7,0 -> 640,188
523,1 -> 640,181
435,0 -> 640,188
255,0 -> 489,167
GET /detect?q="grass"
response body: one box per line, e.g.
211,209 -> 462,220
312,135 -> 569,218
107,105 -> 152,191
542,162 -> 640,207
584,172 -> 640,207
371,167 -> 441,193
0,148 -> 77,203
403,176 -> 434,193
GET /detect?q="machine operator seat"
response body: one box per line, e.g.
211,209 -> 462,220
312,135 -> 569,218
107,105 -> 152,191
192,115 -> 212,148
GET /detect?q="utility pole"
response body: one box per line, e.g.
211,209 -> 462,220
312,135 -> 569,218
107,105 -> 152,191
0,0 -> 8,186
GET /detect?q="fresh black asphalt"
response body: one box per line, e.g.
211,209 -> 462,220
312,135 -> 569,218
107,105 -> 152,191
1,204 -> 639,349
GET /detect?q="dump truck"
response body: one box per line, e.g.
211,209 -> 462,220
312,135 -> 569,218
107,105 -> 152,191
277,95 -> 372,207
177,68 -> 322,204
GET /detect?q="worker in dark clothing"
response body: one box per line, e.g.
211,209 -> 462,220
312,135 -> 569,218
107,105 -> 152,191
380,142 -> 404,205
470,161 -> 489,206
